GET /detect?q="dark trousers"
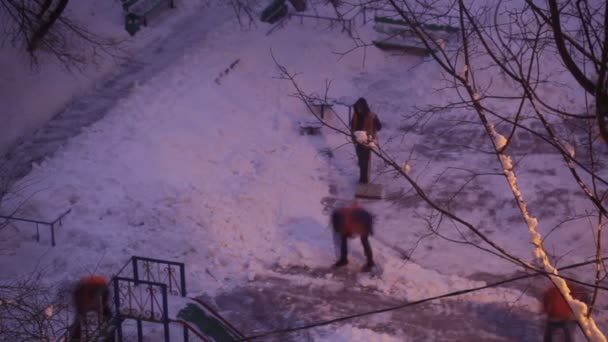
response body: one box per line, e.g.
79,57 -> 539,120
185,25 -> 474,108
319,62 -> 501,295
337,234 -> 374,265
544,321 -> 573,342
355,144 -> 371,183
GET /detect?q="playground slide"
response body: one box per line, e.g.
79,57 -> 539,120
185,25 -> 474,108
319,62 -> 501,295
175,298 -> 244,342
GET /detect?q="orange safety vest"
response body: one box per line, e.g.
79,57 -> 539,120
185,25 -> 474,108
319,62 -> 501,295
542,282 -> 587,321
74,275 -> 110,315
335,204 -> 370,238
79,275 -> 108,287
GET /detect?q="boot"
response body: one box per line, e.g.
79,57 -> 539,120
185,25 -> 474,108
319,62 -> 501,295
361,261 -> 375,272
333,259 -> 348,268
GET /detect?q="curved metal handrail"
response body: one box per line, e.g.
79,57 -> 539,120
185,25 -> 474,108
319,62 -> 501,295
170,319 -> 211,341
189,297 -> 245,338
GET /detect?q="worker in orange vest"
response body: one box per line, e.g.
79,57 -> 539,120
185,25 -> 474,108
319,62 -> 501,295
331,201 -> 375,272
70,275 -> 114,341
542,280 -> 589,342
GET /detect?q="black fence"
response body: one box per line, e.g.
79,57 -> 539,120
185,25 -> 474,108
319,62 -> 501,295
113,277 -> 170,341
0,208 -> 71,246
56,256 -> 192,341
113,256 -> 189,341
131,256 -> 187,297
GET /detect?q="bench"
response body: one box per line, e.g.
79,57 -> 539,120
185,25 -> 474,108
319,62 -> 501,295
299,120 -> 323,135
372,38 -> 433,55
374,16 -> 459,38
123,0 -> 175,36
372,16 -> 458,54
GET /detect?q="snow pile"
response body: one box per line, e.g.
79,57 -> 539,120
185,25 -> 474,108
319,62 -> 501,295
354,130 -> 368,144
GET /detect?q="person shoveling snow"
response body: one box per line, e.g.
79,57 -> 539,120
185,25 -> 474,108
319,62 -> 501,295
330,200 -> 376,272
541,279 -> 590,342
351,97 -> 382,184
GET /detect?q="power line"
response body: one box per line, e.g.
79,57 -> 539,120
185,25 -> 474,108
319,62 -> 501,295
236,257 -> 606,341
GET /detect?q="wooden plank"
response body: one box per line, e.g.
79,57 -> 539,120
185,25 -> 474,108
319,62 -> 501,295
355,183 -> 383,200
374,16 -> 460,34
372,40 -> 431,55
373,16 -> 458,43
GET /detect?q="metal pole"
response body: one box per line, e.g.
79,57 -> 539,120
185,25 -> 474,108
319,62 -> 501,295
113,280 -> 123,342
179,264 -> 186,297
137,319 -> 143,341
36,223 -> 40,242
132,257 -> 139,284
51,223 -> 56,246
162,285 -> 170,342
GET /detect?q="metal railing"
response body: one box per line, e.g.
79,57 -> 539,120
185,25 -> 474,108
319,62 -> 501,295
56,256 -> 189,341
0,208 -> 71,246
55,256 -> 241,342
191,297 -> 245,339
113,277 -> 170,341
171,319 -> 211,341
112,256 -> 188,341
131,256 -> 186,297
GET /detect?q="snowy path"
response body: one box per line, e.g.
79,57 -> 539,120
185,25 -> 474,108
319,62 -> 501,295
206,274 -> 545,341
2,6 -> 230,183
